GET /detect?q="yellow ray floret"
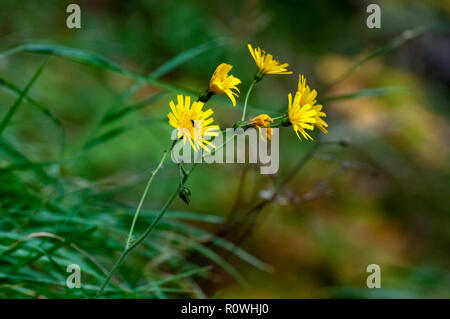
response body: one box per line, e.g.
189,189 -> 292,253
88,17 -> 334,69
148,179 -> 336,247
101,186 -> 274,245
209,63 -> 241,106
296,74 -> 328,134
248,44 -> 292,75
168,95 -> 220,151
251,114 -> 273,141
288,92 -> 317,141
312,104 -> 328,134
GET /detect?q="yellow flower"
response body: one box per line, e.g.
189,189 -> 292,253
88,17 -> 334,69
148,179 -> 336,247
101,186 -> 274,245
248,44 -> 292,76
168,95 -> 220,151
312,104 -> 328,134
209,63 -> 241,106
288,91 -> 317,141
297,74 -> 328,134
251,114 -> 273,140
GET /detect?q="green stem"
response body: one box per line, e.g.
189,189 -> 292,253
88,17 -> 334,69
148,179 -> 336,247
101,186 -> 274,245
125,150 -> 168,249
95,136 -> 235,298
95,186 -> 180,298
241,80 -> 257,121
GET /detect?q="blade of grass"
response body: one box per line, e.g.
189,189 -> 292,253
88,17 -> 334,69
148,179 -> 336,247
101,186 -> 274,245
136,267 -> 210,292
158,220 -> 272,272
100,92 -> 167,125
321,86 -> 409,103
0,59 -> 48,135
327,27 -> 425,88
0,138 -> 58,185
0,43 -> 124,74
0,77 -> 63,130
149,38 -> 229,80
83,116 -> 167,150
9,226 -> 97,275
0,41 -> 224,96
83,126 -> 127,150
0,77 -> 66,157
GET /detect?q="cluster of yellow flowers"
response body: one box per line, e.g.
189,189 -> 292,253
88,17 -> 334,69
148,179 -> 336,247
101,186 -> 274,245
168,44 -> 328,150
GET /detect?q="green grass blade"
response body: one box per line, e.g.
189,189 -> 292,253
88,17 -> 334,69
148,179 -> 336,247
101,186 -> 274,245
137,267 -> 210,292
328,28 -> 425,87
9,226 -> 97,274
0,43 -> 125,74
0,60 -> 48,135
100,92 -> 167,125
158,220 -> 272,272
149,37 -> 229,80
0,77 -> 63,130
83,126 -> 127,150
321,86 -> 409,103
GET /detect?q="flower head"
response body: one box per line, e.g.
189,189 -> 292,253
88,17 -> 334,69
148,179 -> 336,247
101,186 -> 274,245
208,63 -> 241,106
168,95 -> 220,151
297,74 -> 328,134
251,114 -> 273,140
288,91 -> 317,141
248,44 -> 292,77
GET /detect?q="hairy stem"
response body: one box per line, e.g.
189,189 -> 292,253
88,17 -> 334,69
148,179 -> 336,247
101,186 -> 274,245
241,80 -> 256,121
125,150 -> 168,249
95,186 -> 180,298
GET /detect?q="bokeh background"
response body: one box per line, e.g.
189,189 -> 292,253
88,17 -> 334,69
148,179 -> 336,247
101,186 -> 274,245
0,0 -> 449,298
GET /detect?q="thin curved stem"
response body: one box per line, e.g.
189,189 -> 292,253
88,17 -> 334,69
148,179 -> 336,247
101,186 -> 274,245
241,80 -> 256,121
95,136 -> 234,298
95,186 -> 179,298
125,150 -> 168,249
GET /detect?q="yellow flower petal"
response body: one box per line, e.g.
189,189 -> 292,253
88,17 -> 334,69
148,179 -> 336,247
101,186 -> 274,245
209,63 -> 241,106
167,95 -> 220,151
248,44 -> 292,76
288,75 -> 328,141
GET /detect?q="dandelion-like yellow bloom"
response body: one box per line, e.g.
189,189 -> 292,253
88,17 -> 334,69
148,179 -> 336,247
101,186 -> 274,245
248,44 -> 292,76
209,63 -> 241,106
297,75 -> 328,133
251,114 -> 273,140
168,95 -> 220,151
288,91 -> 317,141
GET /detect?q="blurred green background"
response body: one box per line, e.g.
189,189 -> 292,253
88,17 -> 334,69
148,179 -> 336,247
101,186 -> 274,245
0,0 -> 449,298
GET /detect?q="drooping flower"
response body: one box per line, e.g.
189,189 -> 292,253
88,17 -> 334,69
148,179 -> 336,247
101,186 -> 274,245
251,114 -> 274,140
248,44 -> 292,77
168,95 -> 220,151
288,91 -> 317,141
208,63 -> 241,106
297,74 -> 328,134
